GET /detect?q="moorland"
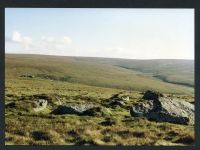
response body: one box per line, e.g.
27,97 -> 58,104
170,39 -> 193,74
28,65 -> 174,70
5,54 -> 194,145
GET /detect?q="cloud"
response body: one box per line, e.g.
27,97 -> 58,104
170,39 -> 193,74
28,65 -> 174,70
10,31 -> 32,48
41,36 -> 55,43
12,31 -> 22,42
40,36 -> 72,46
5,32 -> 84,57
37,36 -> 72,51
6,32 -> 72,52
62,36 -> 72,44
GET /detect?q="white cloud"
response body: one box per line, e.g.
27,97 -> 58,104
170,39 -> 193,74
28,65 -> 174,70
23,36 -> 32,44
41,36 -> 55,43
12,31 -> 22,42
62,36 -> 72,44
11,31 -> 32,48
6,32 -> 73,53
40,36 -> 72,45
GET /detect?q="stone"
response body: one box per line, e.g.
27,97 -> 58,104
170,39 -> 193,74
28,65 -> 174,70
83,107 -> 102,116
51,104 -> 101,116
121,96 -> 129,101
51,105 -> 83,115
33,99 -> 48,112
149,97 -> 194,125
130,100 -> 154,117
142,90 -> 163,100
130,92 -> 194,125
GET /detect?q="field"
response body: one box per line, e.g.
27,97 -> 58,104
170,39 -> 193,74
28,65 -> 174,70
5,54 -> 194,145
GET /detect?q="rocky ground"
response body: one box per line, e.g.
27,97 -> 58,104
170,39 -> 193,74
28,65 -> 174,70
5,78 -> 195,145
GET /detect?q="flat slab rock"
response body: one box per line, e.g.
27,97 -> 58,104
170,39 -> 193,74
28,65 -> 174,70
51,104 -> 101,116
130,91 -> 194,125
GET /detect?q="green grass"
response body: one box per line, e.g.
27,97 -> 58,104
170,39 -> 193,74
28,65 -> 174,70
5,54 -> 194,145
78,57 -> 194,87
6,54 -> 194,94
5,78 -> 194,145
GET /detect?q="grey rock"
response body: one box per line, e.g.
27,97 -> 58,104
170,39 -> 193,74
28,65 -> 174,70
121,96 -> 129,101
51,104 -> 101,116
33,99 -> 48,112
130,100 -> 154,117
83,107 -> 102,116
130,91 -> 194,125
150,97 -> 194,125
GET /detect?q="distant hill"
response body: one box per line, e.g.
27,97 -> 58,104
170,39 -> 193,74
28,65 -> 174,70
71,57 -> 194,87
5,54 -> 194,94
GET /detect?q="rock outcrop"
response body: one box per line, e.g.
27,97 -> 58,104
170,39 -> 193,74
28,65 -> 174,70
130,91 -> 194,125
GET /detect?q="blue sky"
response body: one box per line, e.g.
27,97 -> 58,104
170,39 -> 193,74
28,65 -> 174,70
5,8 -> 194,59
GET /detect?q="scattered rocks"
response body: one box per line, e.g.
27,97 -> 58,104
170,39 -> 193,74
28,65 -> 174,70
130,90 -> 194,125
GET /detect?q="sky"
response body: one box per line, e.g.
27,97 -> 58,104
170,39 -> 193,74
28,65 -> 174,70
5,8 -> 194,59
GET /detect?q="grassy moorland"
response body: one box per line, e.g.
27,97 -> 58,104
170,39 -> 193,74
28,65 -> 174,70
6,54 -> 194,94
5,54 -> 194,145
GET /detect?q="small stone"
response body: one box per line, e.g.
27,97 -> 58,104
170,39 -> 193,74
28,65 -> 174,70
33,99 -> 48,112
121,96 -> 129,101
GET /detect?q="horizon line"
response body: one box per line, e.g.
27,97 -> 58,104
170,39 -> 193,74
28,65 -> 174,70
5,53 -> 194,60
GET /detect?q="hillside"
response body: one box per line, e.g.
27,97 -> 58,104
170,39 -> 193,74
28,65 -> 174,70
5,54 -> 194,145
5,54 -> 194,94
71,57 -> 194,87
